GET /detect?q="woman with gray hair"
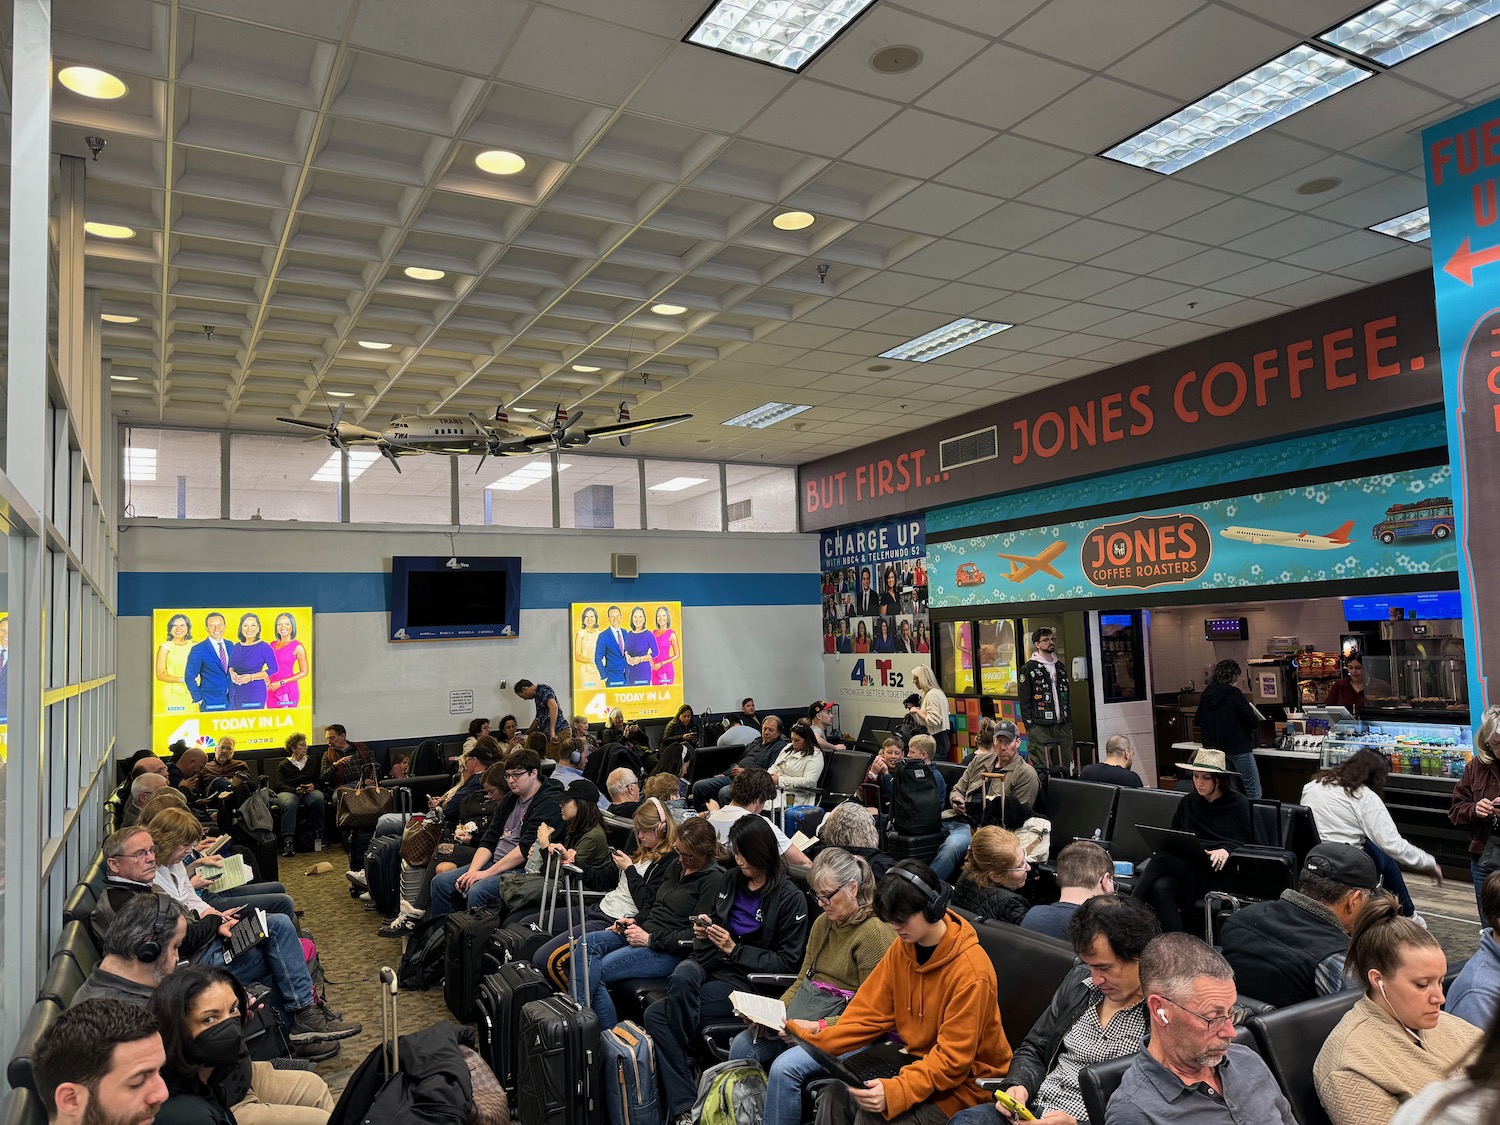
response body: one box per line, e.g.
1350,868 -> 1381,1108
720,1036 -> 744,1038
726,848 -> 895,1125
810,802 -> 895,878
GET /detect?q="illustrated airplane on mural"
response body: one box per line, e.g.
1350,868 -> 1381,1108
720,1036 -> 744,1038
996,540 -> 1069,582
1218,520 -> 1357,551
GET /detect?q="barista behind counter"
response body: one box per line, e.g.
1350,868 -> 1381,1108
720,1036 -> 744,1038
1324,655 -> 1390,712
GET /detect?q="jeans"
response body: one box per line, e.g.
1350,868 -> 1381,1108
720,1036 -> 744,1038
644,959 -> 737,1117
196,910 -> 314,1022
1226,751 -> 1263,800
581,929 -> 681,1029
947,1106 -> 1005,1125
691,774 -> 734,810
373,812 -> 410,839
204,882 -> 297,925
429,863 -> 508,918
1363,841 -> 1415,916
532,910 -> 612,984
276,790 -> 325,837
728,1032 -> 823,1125
932,820 -> 972,883
1475,859 -> 1497,919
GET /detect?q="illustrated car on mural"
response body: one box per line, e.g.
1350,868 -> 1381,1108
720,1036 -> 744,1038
955,562 -> 986,587
1371,498 -> 1454,544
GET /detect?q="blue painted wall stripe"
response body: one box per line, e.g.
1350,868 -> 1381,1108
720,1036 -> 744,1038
119,570 -> 819,617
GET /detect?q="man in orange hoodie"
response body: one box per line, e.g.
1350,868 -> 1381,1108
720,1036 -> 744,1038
791,860 -> 1011,1124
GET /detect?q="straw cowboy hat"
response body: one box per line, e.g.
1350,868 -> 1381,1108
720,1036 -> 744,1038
1179,748 -> 1239,776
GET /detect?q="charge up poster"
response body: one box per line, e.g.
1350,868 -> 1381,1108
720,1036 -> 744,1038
152,606 -> 314,752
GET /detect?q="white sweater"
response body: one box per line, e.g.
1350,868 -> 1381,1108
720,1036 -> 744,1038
1300,781 -> 1436,872
770,747 -> 826,803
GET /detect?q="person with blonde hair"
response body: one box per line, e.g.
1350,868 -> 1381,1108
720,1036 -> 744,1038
146,808 -> 296,924
1452,705 -> 1500,918
908,665 -> 951,759
137,788 -> 190,828
728,848 -> 895,1125
1315,896 -> 1482,1125
952,825 -> 1030,925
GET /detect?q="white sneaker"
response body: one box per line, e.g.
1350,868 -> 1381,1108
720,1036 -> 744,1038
1412,912 -> 1428,929
358,891 -> 372,902
345,870 -> 368,890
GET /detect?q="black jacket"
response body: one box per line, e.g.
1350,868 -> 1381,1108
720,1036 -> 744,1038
1196,682 -> 1260,756
643,859 -> 724,954
476,777 -> 565,858
328,1021 -> 470,1125
952,873 -> 1029,926
1218,891 -> 1351,1009
576,852 -> 676,917
273,756 -> 320,792
441,774 -> 489,830
156,1055 -> 250,1125
1006,965 -> 1146,1103
696,868 -> 810,981
93,877 -> 220,957
1019,657 -> 1069,725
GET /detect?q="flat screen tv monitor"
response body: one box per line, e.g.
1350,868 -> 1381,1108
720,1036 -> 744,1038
389,556 -> 522,641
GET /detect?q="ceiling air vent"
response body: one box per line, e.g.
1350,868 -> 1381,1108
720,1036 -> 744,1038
727,499 -> 753,524
939,426 -> 998,472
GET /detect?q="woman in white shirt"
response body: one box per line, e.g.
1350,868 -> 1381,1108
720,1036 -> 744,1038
1302,749 -> 1441,921
771,723 -> 827,807
910,664 -> 951,759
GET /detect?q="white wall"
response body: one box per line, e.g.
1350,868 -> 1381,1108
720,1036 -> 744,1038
1148,597 -> 1353,694
117,521 -> 822,751
1088,610 -> 1156,784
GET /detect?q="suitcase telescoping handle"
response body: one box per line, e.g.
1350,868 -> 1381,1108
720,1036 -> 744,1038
564,862 -> 590,1006
541,846 -> 565,931
379,965 -> 399,1075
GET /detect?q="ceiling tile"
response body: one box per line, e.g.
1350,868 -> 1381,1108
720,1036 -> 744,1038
918,43 -> 1089,131
1091,234 -> 1203,273
1154,247 -> 1267,285
843,109 -> 996,180
498,6 -> 669,106
1019,157 -> 1159,216
1107,5 -> 1298,100
1005,0 -> 1203,70
891,239 -> 1007,280
1214,261 -> 1318,298
872,183 -> 1005,237
1093,179 -> 1228,231
806,4 -> 991,102
1013,77 -> 1182,154
1226,214 -> 1350,259
1176,132 -> 1328,194
350,0 -> 529,74
629,43 -> 793,134
743,80 -> 901,160
1022,219 -> 1144,262
949,202 -> 1076,250
1276,75 -> 1454,152
1163,197 -> 1292,244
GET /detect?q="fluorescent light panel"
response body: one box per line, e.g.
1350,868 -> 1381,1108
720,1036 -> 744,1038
488,461 -> 571,491
722,402 -> 813,429
880,318 -> 1013,363
123,449 -> 157,481
685,0 -> 878,72
1319,1 -> 1500,66
1369,206 -> 1432,242
649,476 -> 710,492
1102,45 -> 1370,175
311,450 -> 380,482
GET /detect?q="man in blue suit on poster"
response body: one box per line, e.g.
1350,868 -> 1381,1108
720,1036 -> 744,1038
184,611 -> 235,711
593,604 -> 628,687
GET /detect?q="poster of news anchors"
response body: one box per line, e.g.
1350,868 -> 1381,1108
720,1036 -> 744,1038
571,600 -> 684,723
152,606 -> 314,752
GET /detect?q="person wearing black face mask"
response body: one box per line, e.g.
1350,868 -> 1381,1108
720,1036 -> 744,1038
151,966 -> 334,1125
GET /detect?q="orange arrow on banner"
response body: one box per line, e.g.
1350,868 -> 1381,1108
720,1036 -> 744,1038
1444,237 -> 1500,285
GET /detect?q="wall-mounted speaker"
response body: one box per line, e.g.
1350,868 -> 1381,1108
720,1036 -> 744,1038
611,552 -> 639,579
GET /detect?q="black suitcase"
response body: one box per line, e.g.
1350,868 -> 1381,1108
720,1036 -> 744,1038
884,829 -> 944,862
365,837 -> 402,918
478,960 -> 555,1097
516,864 -> 600,1125
483,852 -> 565,975
444,905 -> 505,1022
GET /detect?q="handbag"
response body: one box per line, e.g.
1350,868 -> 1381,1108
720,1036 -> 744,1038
336,766 -> 394,830
401,815 -> 445,867
499,870 -> 548,912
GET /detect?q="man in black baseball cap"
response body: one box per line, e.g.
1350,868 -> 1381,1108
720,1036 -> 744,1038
1218,842 -> 1380,1008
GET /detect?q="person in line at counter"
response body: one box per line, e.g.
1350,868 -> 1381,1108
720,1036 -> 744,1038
1324,654 -> 1391,712
1302,749 -> 1441,923
1451,706 -> 1500,920
1132,750 -> 1253,933
1195,659 -> 1263,800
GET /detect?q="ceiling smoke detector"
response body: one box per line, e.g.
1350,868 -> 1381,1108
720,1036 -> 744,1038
870,45 -> 922,74
1297,176 -> 1342,195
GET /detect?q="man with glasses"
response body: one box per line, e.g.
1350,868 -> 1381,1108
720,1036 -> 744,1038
605,767 -> 642,817
1019,628 -> 1073,773
429,747 -> 564,918
1107,934 -> 1294,1125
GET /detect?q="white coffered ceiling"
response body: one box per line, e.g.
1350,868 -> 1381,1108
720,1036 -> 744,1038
9,0 -> 1490,463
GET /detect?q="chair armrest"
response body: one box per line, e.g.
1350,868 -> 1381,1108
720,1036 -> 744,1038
746,973 -> 797,990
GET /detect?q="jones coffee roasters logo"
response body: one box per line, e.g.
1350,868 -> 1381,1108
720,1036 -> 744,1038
1082,514 -> 1212,590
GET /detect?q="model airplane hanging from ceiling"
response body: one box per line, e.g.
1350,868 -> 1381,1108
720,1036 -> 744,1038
275,403 -> 693,473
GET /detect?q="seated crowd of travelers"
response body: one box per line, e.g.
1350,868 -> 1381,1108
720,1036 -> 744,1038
33,690 -> 1500,1125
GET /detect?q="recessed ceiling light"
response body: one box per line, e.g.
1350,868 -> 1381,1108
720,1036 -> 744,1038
773,210 -> 816,231
1297,176 -> 1342,195
357,340 -> 394,350
474,149 -> 526,176
881,318 -> 1014,363
101,313 -> 140,324
511,406 -> 538,414
571,364 -> 601,373
58,65 -> 128,99
123,449 -> 157,480
84,221 -> 136,239
403,266 -> 446,281
1319,1 -> 1500,66
1369,206 -> 1431,242
326,391 -> 356,398
722,402 -> 813,429
649,476 -> 710,492
1102,45 -> 1370,175
650,303 -> 687,316
109,374 -> 139,382
685,0 -> 879,72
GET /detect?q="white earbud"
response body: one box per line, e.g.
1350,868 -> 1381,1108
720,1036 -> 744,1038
1158,1009 -> 1170,1025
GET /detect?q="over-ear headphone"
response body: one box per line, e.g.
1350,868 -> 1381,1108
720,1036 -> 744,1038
891,865 -> 952,923
136,894 -> 175,964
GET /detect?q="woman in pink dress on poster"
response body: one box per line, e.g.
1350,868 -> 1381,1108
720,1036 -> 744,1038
652,605 -> 680,686
268,611 -> 310,709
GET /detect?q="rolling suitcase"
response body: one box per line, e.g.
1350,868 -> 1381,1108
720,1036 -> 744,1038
483,852 -> 564,974
516,864 -> 601,1125
365,836 -> 403,918
445,904 -> 506,1022
477,959 -> 554,1098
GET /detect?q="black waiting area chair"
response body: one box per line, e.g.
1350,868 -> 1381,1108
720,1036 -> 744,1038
1248,989 -> 1362,1125
1045,778 -> 1119,864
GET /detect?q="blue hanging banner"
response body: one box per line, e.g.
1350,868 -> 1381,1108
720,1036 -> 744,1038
1423,102 -> 1500,720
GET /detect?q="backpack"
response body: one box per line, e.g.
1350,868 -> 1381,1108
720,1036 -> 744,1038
691,1061 -> 765,1125
396,914 -> 449,991
889,759 -> 942,835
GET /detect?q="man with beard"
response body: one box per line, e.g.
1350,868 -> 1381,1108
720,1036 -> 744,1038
1107,934 -> 1295,1125
76,894 -> 190,1006
33,999 -> 168,1125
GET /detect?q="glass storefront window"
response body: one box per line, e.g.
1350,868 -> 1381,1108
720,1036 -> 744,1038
123,428 -> 222,519
978,619 -> 1018,695
937,620 -> 975,695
